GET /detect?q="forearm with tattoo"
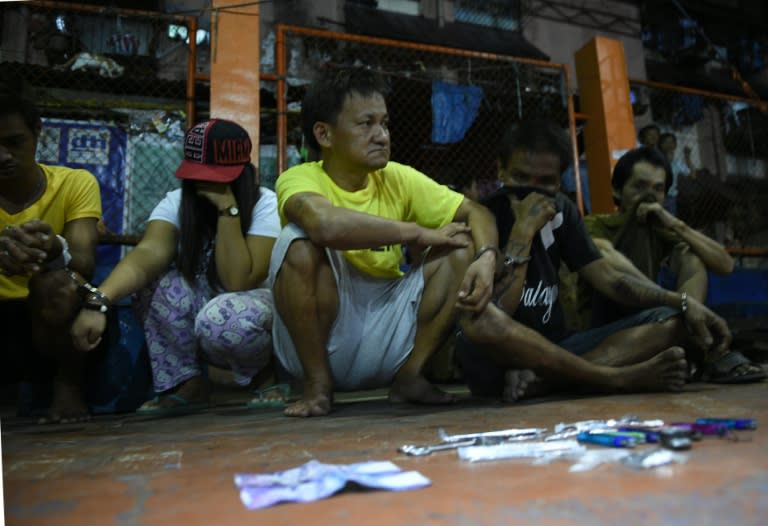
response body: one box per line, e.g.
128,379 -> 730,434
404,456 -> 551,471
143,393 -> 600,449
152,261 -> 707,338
504,238 -> 530,257
493,230 -> 535,314
493,265 -> 523,311
613,274 -> 674,307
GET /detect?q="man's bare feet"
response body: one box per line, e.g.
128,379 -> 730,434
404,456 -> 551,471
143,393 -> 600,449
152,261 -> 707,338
502,369 -> 551,402
38,379 -> 90,424
388,373 -> 457,405
284,380 -> 333,417
613,347 -> 688,392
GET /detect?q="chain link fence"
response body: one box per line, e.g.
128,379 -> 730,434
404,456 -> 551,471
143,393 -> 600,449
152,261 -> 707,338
1,1 -> 200,254
631,79 -> 768,255
261,24 -> 577,203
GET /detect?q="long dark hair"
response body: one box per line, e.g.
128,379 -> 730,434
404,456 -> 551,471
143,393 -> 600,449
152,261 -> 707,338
176,163 -> 260,289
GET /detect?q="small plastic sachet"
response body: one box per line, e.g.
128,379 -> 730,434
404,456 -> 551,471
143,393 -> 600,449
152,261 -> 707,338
235,460 -> 431,510
457,440 -> 586,462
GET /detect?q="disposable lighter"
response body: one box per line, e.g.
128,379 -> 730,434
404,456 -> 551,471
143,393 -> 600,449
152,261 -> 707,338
593,430 -> 648,444
695,418 -> 757,430
670,422 -> 728,437
617,427 -> 660,443
577,431 -> 636,448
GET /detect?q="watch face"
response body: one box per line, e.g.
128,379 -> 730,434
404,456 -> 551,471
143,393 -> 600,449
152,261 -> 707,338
229,206 -> 239,216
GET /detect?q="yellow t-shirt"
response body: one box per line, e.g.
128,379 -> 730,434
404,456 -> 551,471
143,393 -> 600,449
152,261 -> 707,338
0,164 -> 102,299
276,161 -> 464,278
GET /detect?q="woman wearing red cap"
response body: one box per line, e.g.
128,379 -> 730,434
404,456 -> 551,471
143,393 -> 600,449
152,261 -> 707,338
70,119 -> 282,415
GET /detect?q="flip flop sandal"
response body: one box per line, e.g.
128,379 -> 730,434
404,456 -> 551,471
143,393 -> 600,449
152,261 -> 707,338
135,393 -> 210,417
246,383 -> 291,409
702,351 -> 767,384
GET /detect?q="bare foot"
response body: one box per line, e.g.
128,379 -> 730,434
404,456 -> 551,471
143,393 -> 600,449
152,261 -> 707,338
388,374 -> 457,405
613,347 -> 688,392
39,379 -> 90,424
284,380 -> 333,417
138,375 -> 209,411
502,369 -> 551,402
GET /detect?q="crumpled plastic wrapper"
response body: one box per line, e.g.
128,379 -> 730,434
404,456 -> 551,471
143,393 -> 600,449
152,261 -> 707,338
622,448 -> 689,469
235,460 -> 431,509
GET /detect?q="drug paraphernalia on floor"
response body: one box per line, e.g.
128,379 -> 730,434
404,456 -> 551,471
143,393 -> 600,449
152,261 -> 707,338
235,460 -> 430,510
458,440 -> 586,462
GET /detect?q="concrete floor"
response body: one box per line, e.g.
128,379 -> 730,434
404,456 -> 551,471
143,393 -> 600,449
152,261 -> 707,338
2,379 -> 767,526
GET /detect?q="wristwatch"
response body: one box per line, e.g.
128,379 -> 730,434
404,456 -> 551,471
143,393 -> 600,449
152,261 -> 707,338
219,205 -> 240,217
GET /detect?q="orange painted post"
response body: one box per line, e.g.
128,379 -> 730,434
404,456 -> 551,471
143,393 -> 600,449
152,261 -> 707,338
276,25 -> 287,176
185,15 -> 198,129
210,0 -> 260,149
574,37 -> 637,214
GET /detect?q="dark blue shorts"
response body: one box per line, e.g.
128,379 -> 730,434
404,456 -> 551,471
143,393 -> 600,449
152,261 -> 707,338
456,306 -> 680,397
558,306 -> 679,356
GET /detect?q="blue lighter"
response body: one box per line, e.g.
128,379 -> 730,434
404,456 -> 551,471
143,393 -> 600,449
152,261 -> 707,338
577,432 -> 636,448
617,426 -> 662,443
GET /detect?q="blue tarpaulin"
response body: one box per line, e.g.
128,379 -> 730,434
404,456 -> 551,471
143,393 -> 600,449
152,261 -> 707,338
38,118 -> 127,265
431,80 -> 483,144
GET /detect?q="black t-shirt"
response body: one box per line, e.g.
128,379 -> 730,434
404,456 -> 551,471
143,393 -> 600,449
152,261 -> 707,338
482,188 -> 602,342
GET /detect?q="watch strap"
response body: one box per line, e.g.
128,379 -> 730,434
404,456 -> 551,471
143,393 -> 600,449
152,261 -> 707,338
218,205 -> 239,217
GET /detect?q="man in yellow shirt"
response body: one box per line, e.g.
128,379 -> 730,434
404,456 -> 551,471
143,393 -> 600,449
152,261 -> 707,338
0,74 -> 101,423
270,67 -> 498,417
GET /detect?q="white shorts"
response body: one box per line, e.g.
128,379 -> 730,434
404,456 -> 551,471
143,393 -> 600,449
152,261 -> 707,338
269,224 -> 425,390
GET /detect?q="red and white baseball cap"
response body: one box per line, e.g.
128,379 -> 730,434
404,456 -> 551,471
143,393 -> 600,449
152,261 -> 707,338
174,119 -> 252,183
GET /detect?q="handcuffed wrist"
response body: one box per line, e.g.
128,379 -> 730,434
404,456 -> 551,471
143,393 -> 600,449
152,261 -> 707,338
502,253 -> 533,267
44,235 -> 72,271
82,291 -> 111,314
474,244 -> 500,262
67,270 -> 112,314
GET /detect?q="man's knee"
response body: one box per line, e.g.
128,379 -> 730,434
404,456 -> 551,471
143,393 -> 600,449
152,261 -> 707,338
452,232 -> 474,266
280,239 -> 328,276
670,243 -> 705,275
275,239 -> 337,311
423,232 -> 474,284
